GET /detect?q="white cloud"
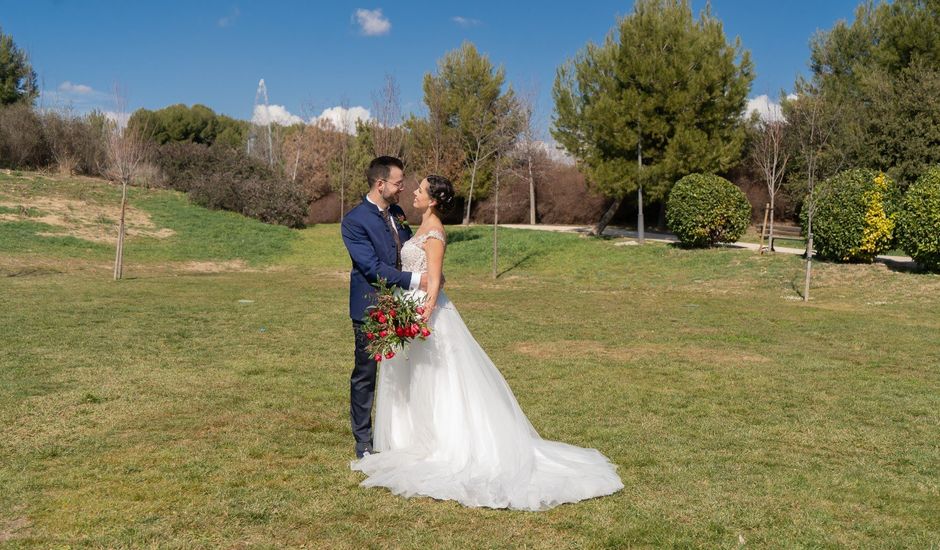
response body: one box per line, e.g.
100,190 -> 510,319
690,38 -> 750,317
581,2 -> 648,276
452,16 -> 481,27
316,106 -> 371,134
218,6 -> 240,28
42,81 -> 112,112
746,94 -> 796,122
355,8 -> 390,36
252,104 -> 304,126
58,81 -> 94,95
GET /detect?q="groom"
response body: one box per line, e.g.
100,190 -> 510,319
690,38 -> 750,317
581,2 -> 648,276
341,156 -> 426,458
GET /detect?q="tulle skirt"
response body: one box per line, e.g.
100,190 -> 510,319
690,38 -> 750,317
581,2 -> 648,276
350,290 -> 623,511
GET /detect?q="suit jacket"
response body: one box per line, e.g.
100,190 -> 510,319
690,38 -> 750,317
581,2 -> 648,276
341,198 -> 414,321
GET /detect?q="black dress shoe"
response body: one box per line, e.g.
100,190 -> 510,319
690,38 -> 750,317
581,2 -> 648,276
355,443 -> 374,459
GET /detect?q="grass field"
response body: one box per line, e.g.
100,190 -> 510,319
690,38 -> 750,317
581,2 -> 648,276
1,173 -> 938,548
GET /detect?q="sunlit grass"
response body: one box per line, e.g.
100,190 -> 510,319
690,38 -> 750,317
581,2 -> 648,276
1,173 -> 938,548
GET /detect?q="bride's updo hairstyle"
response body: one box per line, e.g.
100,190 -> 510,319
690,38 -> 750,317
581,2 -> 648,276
427,175 -> 456,213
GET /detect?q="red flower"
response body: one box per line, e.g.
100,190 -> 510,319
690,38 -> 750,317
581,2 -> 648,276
420,328 -> 431,337
377,313 -> 387,324
395,327 -> 405,337
374,353 -> 382,362
366,332 -> 375,340
379,330 -> 388,337
389,309 -> 396,318
416,306 -> 425,314
385,351 -> 395,359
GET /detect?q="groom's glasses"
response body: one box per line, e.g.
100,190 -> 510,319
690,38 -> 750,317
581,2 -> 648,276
382,178 -> 404,189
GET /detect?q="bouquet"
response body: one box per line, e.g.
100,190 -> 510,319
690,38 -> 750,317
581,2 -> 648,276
362,279 -> 431,362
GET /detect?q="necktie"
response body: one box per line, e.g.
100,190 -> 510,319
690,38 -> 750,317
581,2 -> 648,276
381,209 -> 402,269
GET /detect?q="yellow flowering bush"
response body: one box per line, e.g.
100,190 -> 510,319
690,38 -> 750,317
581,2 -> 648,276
801,169 -> 897,262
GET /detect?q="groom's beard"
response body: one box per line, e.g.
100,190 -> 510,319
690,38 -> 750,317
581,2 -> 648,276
384,192 -> 401,205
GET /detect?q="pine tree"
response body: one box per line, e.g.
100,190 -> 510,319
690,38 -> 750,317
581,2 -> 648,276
0,27 -> 38,106
552,0 -> 753,235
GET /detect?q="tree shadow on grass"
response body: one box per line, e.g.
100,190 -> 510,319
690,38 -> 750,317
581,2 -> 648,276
497,251 -> 544,278
446,231 -> 481,244
880,257 -> 926,274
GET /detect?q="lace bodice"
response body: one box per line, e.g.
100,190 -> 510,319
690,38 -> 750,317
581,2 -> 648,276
401,230 -> 446,273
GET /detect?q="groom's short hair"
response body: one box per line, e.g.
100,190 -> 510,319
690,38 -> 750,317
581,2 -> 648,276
367,156 -> 404,188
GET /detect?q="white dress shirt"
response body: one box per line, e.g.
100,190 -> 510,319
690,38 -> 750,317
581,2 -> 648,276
366,195 -> 420,291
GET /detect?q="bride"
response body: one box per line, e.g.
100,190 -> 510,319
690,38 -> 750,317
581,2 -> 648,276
351,175 -> 623,511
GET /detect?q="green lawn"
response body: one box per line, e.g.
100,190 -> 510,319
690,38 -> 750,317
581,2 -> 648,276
1,174 -> 939,548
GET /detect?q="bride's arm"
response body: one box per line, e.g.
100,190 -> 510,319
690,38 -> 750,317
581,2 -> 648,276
422,237 -> 445,321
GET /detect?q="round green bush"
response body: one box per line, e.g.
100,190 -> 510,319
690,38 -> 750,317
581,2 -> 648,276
801,169 -> 896,262
896,167 -> 940,271
666,173 -> 751,248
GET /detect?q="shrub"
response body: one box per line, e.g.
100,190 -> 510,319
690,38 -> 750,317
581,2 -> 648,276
896,167 -> 940,271
40,110 -> 109,176
666,173 -> 751,247
0,103 -> 49,168
157,143 -> 307,228
801,169 -> 896,262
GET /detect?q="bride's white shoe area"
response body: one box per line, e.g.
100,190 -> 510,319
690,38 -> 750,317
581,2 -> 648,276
351,290 -> 624,511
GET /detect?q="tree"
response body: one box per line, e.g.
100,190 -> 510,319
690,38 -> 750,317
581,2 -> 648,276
105,93 -> 150,280
783,81 -> 842,302
370,74 -> 406,159
0,27 -> 38,106
552,0 -> 753,236
403,92 -> 464,186
748,110 -> 789,251
515,88 -> 542,225
331,100 -> 357,221
808,0 -> 940,187
422,42 -> 518,224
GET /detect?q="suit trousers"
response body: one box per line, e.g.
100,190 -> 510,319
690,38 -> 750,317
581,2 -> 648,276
350,320 -> 377,450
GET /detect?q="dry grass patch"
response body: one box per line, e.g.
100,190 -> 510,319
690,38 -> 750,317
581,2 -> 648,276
0,516 -> 30,543
177,260 -> 250,273
0,195 -> 174,243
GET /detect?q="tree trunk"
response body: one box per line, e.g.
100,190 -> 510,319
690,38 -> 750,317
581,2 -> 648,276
657,201 -> 667,230
637,184 -> 645,244
590,197 -> 622,237
527,155 -> 536,225
803,223 -> 813,302
463,162 -> 478,226
113,181 -> 128,280
492,171 -> 499,279
291,149 -> 300,182
769,194 -> 776,252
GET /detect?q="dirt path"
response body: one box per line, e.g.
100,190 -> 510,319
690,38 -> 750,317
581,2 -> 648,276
499,224 -> 916,268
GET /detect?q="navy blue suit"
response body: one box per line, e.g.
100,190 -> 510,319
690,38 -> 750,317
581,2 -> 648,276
341,198 -> 413,455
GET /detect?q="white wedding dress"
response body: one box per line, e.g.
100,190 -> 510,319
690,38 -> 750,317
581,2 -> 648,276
351,230 -> 623,511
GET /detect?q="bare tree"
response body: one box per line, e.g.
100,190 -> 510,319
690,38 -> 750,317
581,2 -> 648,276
371,74 -> 406,159
104,90 -> 149,280
749,111 -> 790,252
462,95 -> 521,225
515,88 -> 541,225
334,100 -> 357,221
787,84 -> 841,301
489,99 -> 524,277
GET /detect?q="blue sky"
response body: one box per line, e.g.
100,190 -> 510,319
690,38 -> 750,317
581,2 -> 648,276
2,0 -> 863,134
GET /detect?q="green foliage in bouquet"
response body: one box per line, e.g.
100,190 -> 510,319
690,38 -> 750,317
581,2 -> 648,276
666,173 -> 751,248
896,166 -> 940,272
361,279 -> 431,362
802,169 -> 897,263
